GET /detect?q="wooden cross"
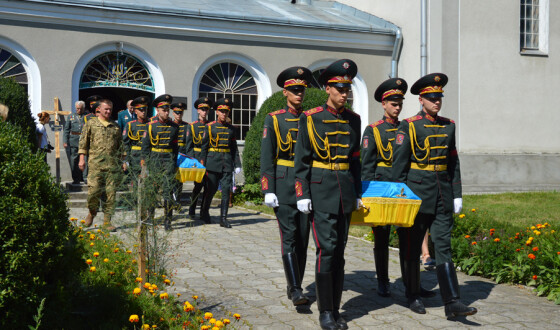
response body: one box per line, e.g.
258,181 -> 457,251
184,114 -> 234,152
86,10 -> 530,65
43,97 -> 71,183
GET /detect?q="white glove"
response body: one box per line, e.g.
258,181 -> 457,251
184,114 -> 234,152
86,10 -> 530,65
264,193 -> 279,208
356,198 -> 365,209
297,199 -> 312,214
453,197 -> 463,214
234,167 -> 241,174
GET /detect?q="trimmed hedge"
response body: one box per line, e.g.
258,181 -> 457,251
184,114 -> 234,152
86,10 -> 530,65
0,77 -> 37,150
0,121 -> 83,328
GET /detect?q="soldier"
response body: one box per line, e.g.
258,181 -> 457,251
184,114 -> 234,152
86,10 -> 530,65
85,95 -> 103,123
78,99 -> 124,231
140,94 -> 179,231
199,98 -> 241,228
261,66 -> 313,306
294,59 -> 361,330
123,96 -> 150,178
171,101 -> 188,209
117,100 -> 136,131
392,73 -> 477,318
186,97 -> 213,220
64,100 -> 86,184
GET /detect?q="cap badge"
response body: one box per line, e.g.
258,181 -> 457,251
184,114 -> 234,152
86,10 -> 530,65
225,99 -> 229,103
166,95 -> 170,99
342,62 -> 350,69
396,80 -> 402,85
297,68 -> 304,75
205,98 -> 208,102
434,76 -> 441,82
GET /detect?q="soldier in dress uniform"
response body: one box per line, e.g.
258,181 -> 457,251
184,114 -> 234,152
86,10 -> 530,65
64,100 -> 86,184
117,100 -> 137,131
185,97 -> 213,220
392,73 -> 477,318
171,101 -> 188,209
294,59 -> 361,330
123,96 -> 150,178
78,99 -> 124,231
199,98 -> 241,228
261,66 -> 313,306
140,94 -> 179,231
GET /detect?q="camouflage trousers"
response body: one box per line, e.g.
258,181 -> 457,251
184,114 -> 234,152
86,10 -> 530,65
87,167 -> 121,215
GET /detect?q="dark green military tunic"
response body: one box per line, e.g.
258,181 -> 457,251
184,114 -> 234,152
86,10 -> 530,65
294,104 -> 361,273
261,106 -> 310,273
176,120 -> 189,155
200,120 -> 241,205
140,118 -> 180,202
123,119 -> 148,176
392,110 -> 461,266
63,112 -> 85,183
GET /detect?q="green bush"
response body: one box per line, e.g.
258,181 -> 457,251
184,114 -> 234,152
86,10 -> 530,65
0,77 -> 37,150
0,121 -> 83,328
242,88 -> 328,185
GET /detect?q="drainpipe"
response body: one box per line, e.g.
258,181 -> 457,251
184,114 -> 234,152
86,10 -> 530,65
420,0 -> 427,76
390,27 -> 403,78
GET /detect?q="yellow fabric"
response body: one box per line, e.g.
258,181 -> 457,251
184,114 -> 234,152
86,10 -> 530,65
410,162 -> 447,171
194,147 -> 201,152
377,161 -> 392,167
176,167 -> 206,183
152,148 -> 172,153
178,142 -> 185,146
190,124 -> 203,144
350,197 -> 421,227
373,126 -> 393,161
97,117 -> 110,127
131,146 -> 141,150
275,159 -> 294,167
311,161 -> 349,170
209,147 -> 230,152
409,122 -> 447,162
272,115 -> 297,155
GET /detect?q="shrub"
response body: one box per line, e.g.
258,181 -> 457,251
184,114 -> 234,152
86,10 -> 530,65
242,88 -> 328,185
0,121 -> 82,328
0,77 -> 37,149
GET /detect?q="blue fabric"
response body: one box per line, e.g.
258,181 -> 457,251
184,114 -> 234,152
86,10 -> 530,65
177,153 -> 205,169
361,181 -> 420,200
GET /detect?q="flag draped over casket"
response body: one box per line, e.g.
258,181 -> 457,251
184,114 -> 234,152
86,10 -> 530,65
175,153 -> 206,183
351,181 -> 422,227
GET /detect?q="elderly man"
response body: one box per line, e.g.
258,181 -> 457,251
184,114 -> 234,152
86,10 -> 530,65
64,100 -> 87,184
79,99 -> 125,231
118,99 -> 136,131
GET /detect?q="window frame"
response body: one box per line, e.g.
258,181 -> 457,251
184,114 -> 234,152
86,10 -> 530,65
520,0 -> 549,56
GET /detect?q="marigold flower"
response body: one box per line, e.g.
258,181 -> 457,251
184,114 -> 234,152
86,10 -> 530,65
212,327 -> 219,330
531,226 -> 536,230
216,320 -> 224,327
516,248 -> 520,252
532,275 -> 538,280
183,302 -> 194,312
209,318 -> 216,324
151,284 -> 158,291
133,288 -> 141,295
471,241 -> 477,245
494,238 -> 500,242
144,282 -> 151,289
471,208 -> 476,212
201,326 -> 210,330
164,279 -> 171,285
528,253 -> 536,260
464,235 -> 470,239
135,277 -> 143,283
132,259 -> 137,264
89,234 -> 95,240
90,242 -> 94,247
223,319 -> 230,325
534,230 -> 541,236
162,275 -> 167,279
152,326 -> 157,329
70,217 -> 77,221
177,293 -> 182,297
89,266 -> 96,272
109,271 -> 115,276
459,214 -> 465,219
532,246 -> 539,252
80,220 -> 86,224
141,325 -> 150,330
205,312 -> 213,320
551,230 -> 555,234
557,251 -> 560,255
233,313 -> 241,320
86,259 -> 93,265
126,250 -> 132,254
160,292 -> 169,299
192,295 -> 198,300
129,314 -> 139,323
114,248 -> 119,253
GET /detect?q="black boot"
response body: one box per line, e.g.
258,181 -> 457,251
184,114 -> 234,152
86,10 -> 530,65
199,193 -> 211,224
437,262 -> 477,319
163,201 -> 172,231
374,248 -> 391,297
400,254 -> 425,314
332,260 -> 348,330
420,286 -> 436,298
219,200 -> 231,228
282,253 -> 309,306
189,183 -> 203,219
316,272 -> 338,330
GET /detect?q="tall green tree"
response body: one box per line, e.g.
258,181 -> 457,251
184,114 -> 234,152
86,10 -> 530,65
0,77 -> 37,149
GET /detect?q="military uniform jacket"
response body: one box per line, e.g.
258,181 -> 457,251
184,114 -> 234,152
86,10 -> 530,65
63,113 -> 85,147
84,113 -> 96,124
175,120 -> 189,155
392,110 -> 462,215
123,119 -> 148,164
294,105 -> 362,215
260,107 -> 302,205
78,117 -> 123,171
117,109 -> 137,131
140,119 -> 180,163
361,116 -> 399,181
200,120 -> 241,173
185,120 -> 207,161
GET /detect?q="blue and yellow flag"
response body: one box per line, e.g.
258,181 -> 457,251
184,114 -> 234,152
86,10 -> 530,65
175,153 -> 206,183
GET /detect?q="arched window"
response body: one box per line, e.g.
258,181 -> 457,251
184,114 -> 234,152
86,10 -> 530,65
310,68 -> 353,106
0,47 -> 28,93
198,62 -> 258,141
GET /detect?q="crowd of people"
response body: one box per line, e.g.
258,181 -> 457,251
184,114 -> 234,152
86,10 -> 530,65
261,59 -> 477,329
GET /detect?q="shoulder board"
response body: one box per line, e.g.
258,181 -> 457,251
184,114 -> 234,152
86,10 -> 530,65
192,120 -> 199,124
369,119 -> 384,128
304,107 -> 323,117
129,119 -> 138,124
268,109 -> 286,116
439,116 -> 455,124
345,109 -> 360,118
118,109 -> 125,113
405,115 -> 423,123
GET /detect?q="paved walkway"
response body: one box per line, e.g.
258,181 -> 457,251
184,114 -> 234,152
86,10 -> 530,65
70,206 -> 560,329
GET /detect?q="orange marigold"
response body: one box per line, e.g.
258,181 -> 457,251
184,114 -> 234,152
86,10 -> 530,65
471,241 -> 477,245
233,313 -> 241,320
494,238 -> 500,242
464,235 -> 471,239
532,246 -> 539,252
528,253 -> 536,260
532,275 -> 538,280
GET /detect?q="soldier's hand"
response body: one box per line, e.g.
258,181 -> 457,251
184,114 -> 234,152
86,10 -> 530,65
122,162 -> 128,172
234,167 -> 241,174
297,199 -> 312,214
63,143 -> 68,148
356,198 -> 365,209
264,193 -> 279,208
453,198 -> 463,214
78,159 -> 85,171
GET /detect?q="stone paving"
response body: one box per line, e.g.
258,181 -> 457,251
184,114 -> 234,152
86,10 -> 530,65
70,206 -> 560,329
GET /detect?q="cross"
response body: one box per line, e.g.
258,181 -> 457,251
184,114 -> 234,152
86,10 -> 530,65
43,97 -> 71,183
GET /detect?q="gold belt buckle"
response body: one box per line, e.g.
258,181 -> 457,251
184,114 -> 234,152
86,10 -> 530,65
334,163 -> 340,170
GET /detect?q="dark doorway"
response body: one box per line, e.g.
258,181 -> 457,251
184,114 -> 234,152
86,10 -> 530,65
79,88 -> 154,120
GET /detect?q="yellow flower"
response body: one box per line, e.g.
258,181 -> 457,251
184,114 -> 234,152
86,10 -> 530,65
141,325 -> 150,330
143,282 -> 151,289
552,230 -> 556,234
129,314 -> 139,323
494,238 -> 500,242
204,312 -> 213,320
151,284 -> 158,291
114,248 -> 119,253
108,271 -> 115,276
215,320 -> 224,327
132,259 -> 137,264
80,219 -> 86,224
103,258 -> 109,263
233,313 -> 241,320
164,279 -> 171,285
223,319 -> 230,325
97,229 -> 102,233
70,217 -> 77,221
86,259 -> 93,265
201,326 -> 210,330
471,208 -> 476,212
133,288 -> 141,295
459,214 -> 465,219
161,275 -> 167,279
89,234 -> 95,240
89,266 -> 96,272
212,327 -> 219,330
136,277 -> 143,283
183,302 -> 194,312
535,230 -> 541,235
159,292 -> 169,299
177,293 -> 181,297
192,295 -> 198,300
531,226 -> 536,230
209,318 -> 216,324
127,250 -> 132,254
89,242 -> 94,247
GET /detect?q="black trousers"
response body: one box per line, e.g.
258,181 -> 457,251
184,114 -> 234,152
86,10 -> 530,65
275,203 -> 310,268
205,170 -> 233,205
311,205 -> 351,273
